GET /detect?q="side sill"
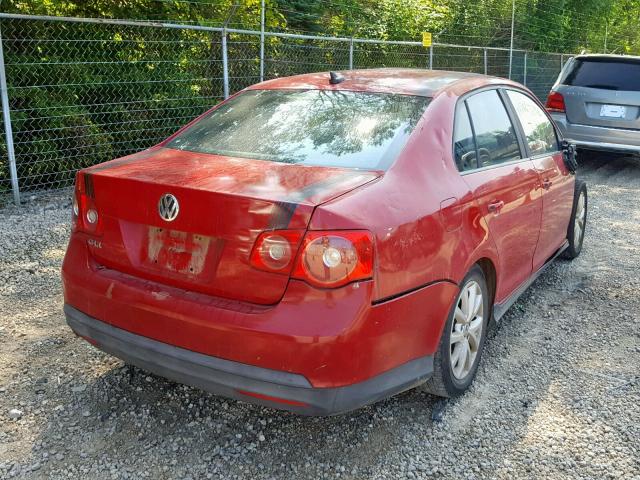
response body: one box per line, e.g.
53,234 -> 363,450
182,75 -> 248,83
493,241 -> 568,323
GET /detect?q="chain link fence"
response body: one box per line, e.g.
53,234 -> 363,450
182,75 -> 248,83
0,13 -> 567,205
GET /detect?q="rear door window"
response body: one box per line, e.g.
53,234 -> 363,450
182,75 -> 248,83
453,103 -> 478,172
563,58 -> 640,92
466,90 -> 522,168
506,90 -> 558,156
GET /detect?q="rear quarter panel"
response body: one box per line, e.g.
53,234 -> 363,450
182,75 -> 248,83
309,91 -> 500,302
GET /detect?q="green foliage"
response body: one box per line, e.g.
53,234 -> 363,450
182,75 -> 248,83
0,0 -> 637,196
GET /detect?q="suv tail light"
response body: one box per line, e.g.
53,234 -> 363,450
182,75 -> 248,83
545,91 -> 565,112
72,172 -> 102,235
250,230 -> 374,288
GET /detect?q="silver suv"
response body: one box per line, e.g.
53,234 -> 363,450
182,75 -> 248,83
546,54 -> 640,156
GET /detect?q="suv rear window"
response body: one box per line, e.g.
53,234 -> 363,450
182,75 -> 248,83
563,58 -> 640,92
167,89 -> 430,170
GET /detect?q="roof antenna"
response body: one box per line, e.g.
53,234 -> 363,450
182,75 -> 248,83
329,71 -> 345,84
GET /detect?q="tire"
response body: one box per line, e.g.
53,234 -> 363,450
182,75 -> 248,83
423,265 -> 490,398
563,179 -> 587,260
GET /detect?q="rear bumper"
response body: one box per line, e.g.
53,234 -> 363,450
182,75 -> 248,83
65,304 -> 433,415
62,233 -> 456,393
551,113 -> 640,155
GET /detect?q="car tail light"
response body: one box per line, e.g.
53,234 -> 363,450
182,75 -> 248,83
292,231 -> 374,288
545,91 -> 565,112
72,172 -> 102,235
250,229 -> 374,288
250,230 -> 305,274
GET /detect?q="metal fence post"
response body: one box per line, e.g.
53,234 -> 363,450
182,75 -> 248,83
349,38 -> 354,69
483,48 -> 488,75
508,0 -> 515,79
0,23 -> 20,205
259,0 -> 265,82
429,44 -> 433,70
560,54 -> 564,69
523,51 -> 528,86
222,29 -> 229,99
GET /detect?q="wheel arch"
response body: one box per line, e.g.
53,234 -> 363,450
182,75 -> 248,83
433,256 -> 498,347
476,257 -> 497,321
476,258 -> 496,300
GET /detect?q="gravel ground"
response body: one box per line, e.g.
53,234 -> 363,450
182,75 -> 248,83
1,154 -> 639,480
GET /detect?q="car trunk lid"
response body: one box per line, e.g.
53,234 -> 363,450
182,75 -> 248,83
561,85 -> 640,131
82,147 -> 381,304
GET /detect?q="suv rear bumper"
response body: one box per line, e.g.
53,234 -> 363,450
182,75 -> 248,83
573,140 -> 640,155
551,113 -> 640,155
65,304 -> 434,415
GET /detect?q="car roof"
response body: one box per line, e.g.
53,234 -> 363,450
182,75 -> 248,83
247,68 -> 519,97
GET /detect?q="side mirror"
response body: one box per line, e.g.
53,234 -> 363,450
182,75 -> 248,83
561,140 -> 578,173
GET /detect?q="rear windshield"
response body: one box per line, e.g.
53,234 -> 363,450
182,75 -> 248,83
563,58 -> 640,91
167,89 -> 429,170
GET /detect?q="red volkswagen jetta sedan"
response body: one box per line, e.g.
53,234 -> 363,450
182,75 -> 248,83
62,69 -> 587,415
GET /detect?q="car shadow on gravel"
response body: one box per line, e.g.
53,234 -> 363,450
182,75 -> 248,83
37,357 -> 441,476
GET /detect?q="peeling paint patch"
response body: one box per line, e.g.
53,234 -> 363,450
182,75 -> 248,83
146,227 -> 212,276
151,291 -> 170,301
105,282 -> 115,299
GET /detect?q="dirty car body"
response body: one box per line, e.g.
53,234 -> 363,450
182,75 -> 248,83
62,69 -> 580,415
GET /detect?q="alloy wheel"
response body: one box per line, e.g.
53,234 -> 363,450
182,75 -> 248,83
450,280 -> 484,380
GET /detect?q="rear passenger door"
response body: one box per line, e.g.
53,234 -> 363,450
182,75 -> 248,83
504,89 -> 574,270
455,89 -> 542,303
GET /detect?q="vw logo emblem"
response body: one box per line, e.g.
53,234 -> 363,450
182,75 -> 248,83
158,193 -> 179,222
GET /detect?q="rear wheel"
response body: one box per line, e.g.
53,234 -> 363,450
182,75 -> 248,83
423,265 -> 489,398
563,179 -> 587,260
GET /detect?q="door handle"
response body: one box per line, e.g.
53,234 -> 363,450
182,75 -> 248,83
488,200 -> 505,213
542,179 -> 553,190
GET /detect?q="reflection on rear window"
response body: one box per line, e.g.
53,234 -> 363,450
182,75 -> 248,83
167,89 -> 429,170
563,58 -> 640,92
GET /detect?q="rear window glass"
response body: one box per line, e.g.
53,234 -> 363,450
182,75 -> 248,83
563,58 -> 640,91
167,89 -> 430,170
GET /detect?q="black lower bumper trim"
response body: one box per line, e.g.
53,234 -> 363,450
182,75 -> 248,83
64,304 -> 433,416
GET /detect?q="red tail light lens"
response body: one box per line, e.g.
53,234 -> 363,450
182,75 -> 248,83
545,91 -> 565,112
250,229 -> 374,288
72,172 -> 102,235
292,231 -> 374,288
250,230 -> 304,274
